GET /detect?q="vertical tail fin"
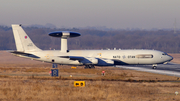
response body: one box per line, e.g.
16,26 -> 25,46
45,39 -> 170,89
12,24 -> 41,52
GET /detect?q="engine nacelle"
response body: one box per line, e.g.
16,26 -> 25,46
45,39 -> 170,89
80,57 -> 98,65
97,58 -> 114,66
101,59 -> 114,64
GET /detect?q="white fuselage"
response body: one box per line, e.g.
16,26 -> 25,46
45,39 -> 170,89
21,49 -> 173,66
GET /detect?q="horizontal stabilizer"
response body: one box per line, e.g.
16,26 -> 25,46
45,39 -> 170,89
10,51 -> 40,58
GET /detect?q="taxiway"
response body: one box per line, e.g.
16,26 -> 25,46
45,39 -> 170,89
116,63 -> 180,77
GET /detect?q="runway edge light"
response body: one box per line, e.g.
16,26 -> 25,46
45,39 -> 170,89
74,81 -> 85,87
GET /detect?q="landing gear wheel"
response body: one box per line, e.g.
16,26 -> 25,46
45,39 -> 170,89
84,65 -> 89,69
152,66 -> 157,69
84,65 -> 95,69
90,65 -> 95,69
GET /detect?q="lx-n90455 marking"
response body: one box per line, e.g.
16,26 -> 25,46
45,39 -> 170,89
10,24 -> 173,69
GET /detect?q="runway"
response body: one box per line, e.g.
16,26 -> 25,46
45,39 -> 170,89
116,63 -> 180,77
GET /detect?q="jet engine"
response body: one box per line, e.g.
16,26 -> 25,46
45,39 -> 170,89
80,57 -> 98,65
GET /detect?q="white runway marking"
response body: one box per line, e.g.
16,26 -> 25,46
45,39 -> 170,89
116,65 -> 180,77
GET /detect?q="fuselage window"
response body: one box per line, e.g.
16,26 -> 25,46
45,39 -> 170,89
136,54 -> 153,58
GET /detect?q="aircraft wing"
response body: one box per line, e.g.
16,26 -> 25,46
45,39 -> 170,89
59,56 -> 114,65
59,56 -> 98,64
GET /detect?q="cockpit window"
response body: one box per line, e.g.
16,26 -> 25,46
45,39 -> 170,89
162,52 -> 168,55
136,54 -> 153,58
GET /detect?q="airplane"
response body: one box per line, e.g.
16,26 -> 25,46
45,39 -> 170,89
10,24 -> 173,69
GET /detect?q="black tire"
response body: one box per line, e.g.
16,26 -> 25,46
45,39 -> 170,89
152,66 -> 157,69
91,65 -> 95,69
84,66 -> 89,69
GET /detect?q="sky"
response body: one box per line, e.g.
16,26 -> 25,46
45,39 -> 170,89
0,0 -> 180,29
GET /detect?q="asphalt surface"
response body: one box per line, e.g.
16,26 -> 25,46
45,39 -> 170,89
116,63 -> 180,77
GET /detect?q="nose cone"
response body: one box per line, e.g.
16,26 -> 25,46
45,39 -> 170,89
168,55 -> 173,61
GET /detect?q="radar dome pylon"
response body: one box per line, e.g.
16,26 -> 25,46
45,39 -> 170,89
49,31 -> 81,52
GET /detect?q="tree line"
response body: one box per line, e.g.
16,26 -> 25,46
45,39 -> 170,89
0,25 -> 180,53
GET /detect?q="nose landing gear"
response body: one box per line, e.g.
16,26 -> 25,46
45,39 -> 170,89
152,64 -> 157,69
152,66 -> 157,69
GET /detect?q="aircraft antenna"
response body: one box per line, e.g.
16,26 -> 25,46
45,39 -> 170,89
49,31 -> 81,52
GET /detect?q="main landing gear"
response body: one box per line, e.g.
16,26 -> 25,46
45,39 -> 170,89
84,65 -> 95,69
152,64 -> 157,69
